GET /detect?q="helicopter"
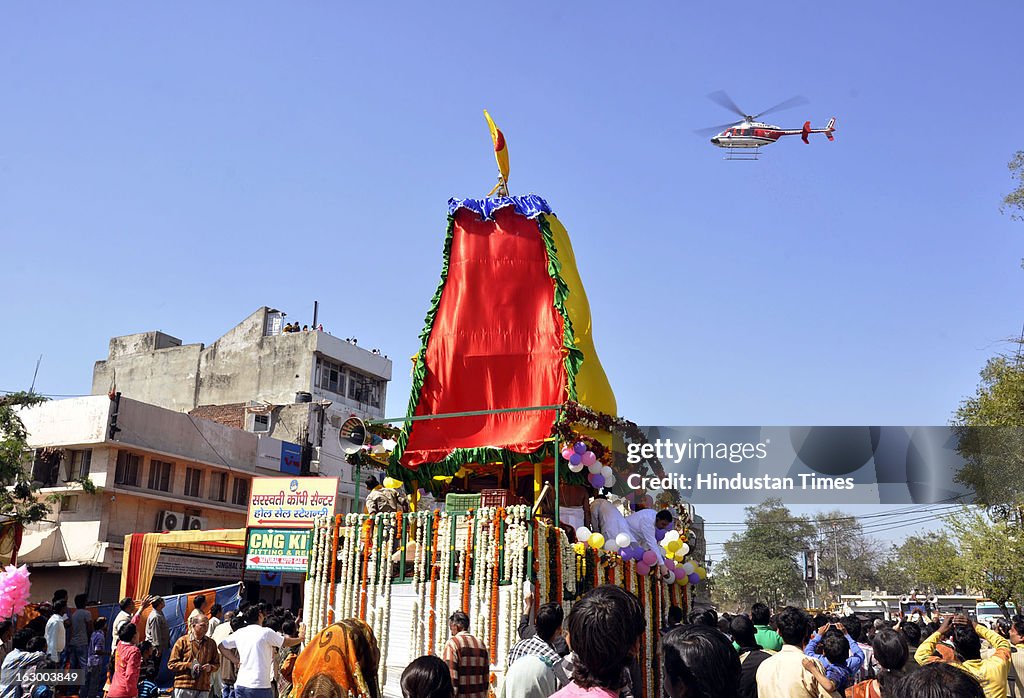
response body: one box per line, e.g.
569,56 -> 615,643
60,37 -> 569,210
698,91 -> 836,160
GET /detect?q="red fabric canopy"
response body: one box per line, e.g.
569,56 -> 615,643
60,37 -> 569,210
400,207 -> 566,468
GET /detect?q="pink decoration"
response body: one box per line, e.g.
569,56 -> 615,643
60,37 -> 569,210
674,568 -> 686,581
642,550 -> 657,566
636,562 -> 651,576
561,447 -> 574,461
0,565 -> 32,619
581,451 -> 597,466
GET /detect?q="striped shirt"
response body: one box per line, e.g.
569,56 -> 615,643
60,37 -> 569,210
442,631 -> 490,698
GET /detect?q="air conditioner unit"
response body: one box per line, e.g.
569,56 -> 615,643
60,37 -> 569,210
157,510 -> 184,531
184,515 -> 207,531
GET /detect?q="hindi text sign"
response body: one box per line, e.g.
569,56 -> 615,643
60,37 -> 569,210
247,477 -> 339,529
245,528 -> 312,573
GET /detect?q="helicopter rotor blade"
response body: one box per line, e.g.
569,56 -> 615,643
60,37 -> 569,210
754,95 -> 810,120
694,120 -> 744,138
707,91 -> 748,120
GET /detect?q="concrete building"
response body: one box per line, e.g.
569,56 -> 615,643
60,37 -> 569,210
17,395 -> 306,606
91,307 -> 393,512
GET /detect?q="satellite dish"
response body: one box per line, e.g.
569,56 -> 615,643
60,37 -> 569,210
339,417 -> 369,454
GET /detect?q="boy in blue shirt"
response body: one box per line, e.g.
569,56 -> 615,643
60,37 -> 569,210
802,622 -> 865,693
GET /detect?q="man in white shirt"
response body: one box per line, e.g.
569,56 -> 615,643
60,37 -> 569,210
590,494 -> 632,543
44,601 -> 67,664
625,508 -> 673,567
218,607 -> 303,698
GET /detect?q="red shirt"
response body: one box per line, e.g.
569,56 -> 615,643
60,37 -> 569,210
108,642 -> 141,698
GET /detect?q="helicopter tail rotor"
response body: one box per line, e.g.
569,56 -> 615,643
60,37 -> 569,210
825,117 -> 836,141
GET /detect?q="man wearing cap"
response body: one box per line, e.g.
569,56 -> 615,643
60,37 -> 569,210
364,476 -> 409,515
146,596 -> 171,659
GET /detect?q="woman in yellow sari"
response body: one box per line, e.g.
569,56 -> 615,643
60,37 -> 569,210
291,618 -> 381,698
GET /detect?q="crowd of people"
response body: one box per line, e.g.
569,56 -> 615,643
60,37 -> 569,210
5,584 -> 1024,698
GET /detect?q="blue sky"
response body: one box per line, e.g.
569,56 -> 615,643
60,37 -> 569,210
3,3 -> 1022,549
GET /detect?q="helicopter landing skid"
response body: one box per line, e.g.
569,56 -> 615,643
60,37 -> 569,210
724,147 -> 760,161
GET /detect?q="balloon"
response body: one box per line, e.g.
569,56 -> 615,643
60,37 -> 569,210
582,451 -> 597,466
642,550 -> 658,566
674,568 -> 686,581
666,540 -> 681,553
576,527 -> 592,542
561,447 -> 574,461
569,453 -> 582,466
682,562 -> 696,574
605,473 -> 616,487
620,546 -> 634,561
681,543 -> 690,555
589,474 -> 605,489
574,442 -> 588,455
664,530 -> 680,543
655,528 -> 666,542
688,572 -> 701,585
695,567 -> 707,579
588,533 -> 605,549
604,539 -> 619,553
587,463 -> 603,475
615,533 -> 631,548
600,465 -> 613,478
568,461 -> 584,473
636,562 -> 651,576
665,559 -> 676,570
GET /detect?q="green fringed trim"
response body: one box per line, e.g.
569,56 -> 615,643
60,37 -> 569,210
537,214 -> 584,402
388,215 -> 456,471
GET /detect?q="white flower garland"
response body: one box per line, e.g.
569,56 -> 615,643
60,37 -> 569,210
501,505 -> 530,671
376,513 -> 396,688
435,513 -> 453,652
560,531 -> 576,596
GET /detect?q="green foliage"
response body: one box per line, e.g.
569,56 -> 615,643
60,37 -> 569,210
0,391 -> 52,525
1002,151 -> 1024,222
876,532 -> 965,594
811,511 -> 887,596
713,499 -> 816,610
946,507 -> 1024,609
953,356 -> 1024,516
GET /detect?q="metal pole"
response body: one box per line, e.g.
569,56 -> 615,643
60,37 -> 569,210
831,523 -> 840,593
554,408 -> 561,528
353,461 -> 361,514
366,405 -> 562,425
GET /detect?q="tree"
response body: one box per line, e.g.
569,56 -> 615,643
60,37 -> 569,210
946,507 -> 1024,612
1002,151 -> 1024,221
713,499 -> 816,610
953,355 -> 1024,519
811,511 -> 887,599
876,532 -> 965,594
0,391 -> 53,525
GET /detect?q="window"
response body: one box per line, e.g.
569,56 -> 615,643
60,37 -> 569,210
32,450 -> 61,487
114,451 -> 141,486
184,467 -> 203,497
232,477 -> 250,506
209,472 -> 228,502
147,459 -> 173,492
60,495 -> 78,513
253,414 -> 270,433
317,357 -> 346,395
348,372 -> 382,408
65,449 -> 92,481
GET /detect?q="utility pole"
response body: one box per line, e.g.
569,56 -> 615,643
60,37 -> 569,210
831,522 -> 841,596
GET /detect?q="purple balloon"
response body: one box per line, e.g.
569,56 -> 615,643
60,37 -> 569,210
569,453 -> 582,466
688,572 -> 701,585
620,546 -> 633,561
655,528 -> 666,542
589,474 -> 605,489
636,562 -> 651,576
574,442 -> 588,455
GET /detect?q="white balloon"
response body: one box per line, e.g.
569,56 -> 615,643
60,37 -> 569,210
682,562 -> 696,574
604,473 -> 616,487
576,527 -> 592,542
664,530 -> 680,543
587,463 -> 602,475
615,533 -> 631,548
681,543 -> 690,555
600,465 -> 613,478
604,539 -> 620,552
568,462 -> 584,473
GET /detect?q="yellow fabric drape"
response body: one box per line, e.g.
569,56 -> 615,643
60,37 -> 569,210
119,529 -> 248,600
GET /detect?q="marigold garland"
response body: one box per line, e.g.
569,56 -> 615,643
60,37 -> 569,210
489,510 -> 502,664
328,514 -> 340,624
358,518 -> 373,621
428,509 -> 441,654
462,512 -> 474,613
